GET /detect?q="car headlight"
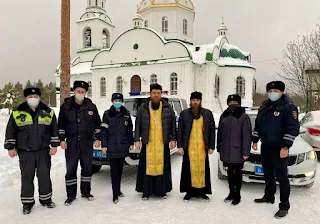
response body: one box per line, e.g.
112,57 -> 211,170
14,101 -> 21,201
306,151 -> 317,160
297,153 -> 305,165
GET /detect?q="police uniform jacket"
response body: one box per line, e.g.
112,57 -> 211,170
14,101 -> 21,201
4,102 -> 59,151
252,94 -> 300,149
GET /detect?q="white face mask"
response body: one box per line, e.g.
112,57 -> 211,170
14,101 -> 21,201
27,98 -> 40,108
75,93 -> 85,102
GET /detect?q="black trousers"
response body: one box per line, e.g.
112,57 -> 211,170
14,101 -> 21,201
261,144 -> 290,211
226,164 -> 243,197
65,138 -> 93,198
19,149 -> 52,205
109,158 -> 125,197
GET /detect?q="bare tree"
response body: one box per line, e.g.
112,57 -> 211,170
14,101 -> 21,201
60,0 -> 71,106
277,23 -> 320,111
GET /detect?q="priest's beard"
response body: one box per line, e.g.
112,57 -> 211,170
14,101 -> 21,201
191,102 -> 201,119
151,96 -> 161,109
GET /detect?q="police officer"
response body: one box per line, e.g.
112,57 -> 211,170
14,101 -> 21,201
101,93 -> 134,204
4,87 -> 59,215
58,81 -> 101,206
252,81 -> 300,219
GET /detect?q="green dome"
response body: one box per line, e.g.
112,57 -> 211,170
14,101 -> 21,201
220,48 -> 248,61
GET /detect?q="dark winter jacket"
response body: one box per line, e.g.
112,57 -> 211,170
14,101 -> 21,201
58,96 -> 101,141
4,102 -> 59,151
101,105 -> 134,158
177,108 -> 215,152
134,99 -> 176,144
252,94 -> 300,149
217,107 -> 252,163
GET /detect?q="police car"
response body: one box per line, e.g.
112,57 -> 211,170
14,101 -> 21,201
92,91 -> 188,173
217,108 -> 318,188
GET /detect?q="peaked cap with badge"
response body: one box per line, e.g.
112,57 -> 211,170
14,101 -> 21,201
24,87 -> 41,97
73,80 -> 89,91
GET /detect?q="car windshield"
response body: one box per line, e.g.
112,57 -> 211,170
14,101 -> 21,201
123,98 -> 148,116
247,114 -> 257,131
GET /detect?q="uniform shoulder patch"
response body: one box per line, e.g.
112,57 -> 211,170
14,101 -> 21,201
292,111 -> 298,120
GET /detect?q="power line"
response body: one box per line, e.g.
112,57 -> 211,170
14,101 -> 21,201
251,57 -> 284,63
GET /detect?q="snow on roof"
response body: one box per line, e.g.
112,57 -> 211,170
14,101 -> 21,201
221,43 -> 250,57
218,57 -> 255,69
186,44 -> 216,64
70,62 -> 92,74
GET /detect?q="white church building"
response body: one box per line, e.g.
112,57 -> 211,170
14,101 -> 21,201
55,0 -> 256,112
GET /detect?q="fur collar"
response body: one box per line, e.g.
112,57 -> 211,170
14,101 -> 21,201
222,106 -> 245,119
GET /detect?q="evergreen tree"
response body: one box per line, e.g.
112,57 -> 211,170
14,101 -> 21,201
0,82 -> 21,110
25,80 -> 33,89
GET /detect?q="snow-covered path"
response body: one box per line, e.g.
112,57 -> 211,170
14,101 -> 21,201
0,122 -> 320,224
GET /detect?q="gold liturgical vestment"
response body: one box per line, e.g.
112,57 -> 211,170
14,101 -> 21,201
146,101 -> 164,176
188,116 -> 206,188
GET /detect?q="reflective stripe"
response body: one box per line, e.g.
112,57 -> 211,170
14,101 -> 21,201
58,129 -> 65,134
81,179 -> 91,183
66,179 -> 77,183
21,199 -> 35,203
101,123 -> 108,128
16,122 -> 33,127
39,192 -> 52,200
81,176 -> 92,180
6,139 -> 16,142
284,134 -> 295,139
94,129 -> 101,134
252,131 -> 259,137
51,137 -> 59,140
283,137 -> 294,142
21,197 -> 34,200
51,140 -> 60,143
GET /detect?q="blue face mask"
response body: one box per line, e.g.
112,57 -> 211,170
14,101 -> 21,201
268,92 -> 281,102
113,102 -> 122,109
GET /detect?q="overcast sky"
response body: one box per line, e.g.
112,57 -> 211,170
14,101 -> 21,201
1,0 -> 319,91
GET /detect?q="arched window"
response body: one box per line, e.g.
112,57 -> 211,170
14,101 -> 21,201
150,74 -> 157,84
162,17 -> 168,33
84,27 -> 92,48
144,20 -> 148,28
252,78 -> 257,95
102,29 -> 109,48
116,76 -> 123,93
95,0 -> 98,6
102,1 -> 104,8
100,77 -> 106,97
88,81 -> 92,97
183,19 -> 187,35
236,76 -> 245,98
170,73 -> 178,95
214,75 -> 220,98
130,75 -> 141,92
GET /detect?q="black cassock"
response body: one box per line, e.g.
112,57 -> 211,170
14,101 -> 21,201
135,144 -> 172,197
180,152 -> 212,196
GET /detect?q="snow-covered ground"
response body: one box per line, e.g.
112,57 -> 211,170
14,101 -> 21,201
0,116 -> 320,224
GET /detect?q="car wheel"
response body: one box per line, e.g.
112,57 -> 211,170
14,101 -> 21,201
92,164 -> 102,174
303,182 -> 314,188
316,152 -> 320,161
218,162 -> 227,180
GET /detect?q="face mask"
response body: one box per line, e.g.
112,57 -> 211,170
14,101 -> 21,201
75,94 -> 85,102
27,98 -> 40,108
268,92 -> 281,102
113,102 -> 122,109
228,104 -> 240,111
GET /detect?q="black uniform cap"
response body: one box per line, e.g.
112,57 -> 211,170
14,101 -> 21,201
24,87 -> 41,97
266,81 -> 285,92
227,94 -> 241,105
190,91 -> 202,101
73,80 -> 89,91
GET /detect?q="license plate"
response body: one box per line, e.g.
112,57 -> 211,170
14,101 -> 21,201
255,166 -> 264,175
93,151 -> 107,158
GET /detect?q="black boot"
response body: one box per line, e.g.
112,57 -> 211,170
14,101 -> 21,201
274,209 -> 288,219
232,168 -> 242,206
254,196 -> 275,204
200,194 -> 210,202
22,202 -> 35,215
226,167 -> 236,203
119,191 -> 124,197
41,199 -> 56,208
113,195 -> 119,204
64,197 -> 76,206
81,193 -> 95,201
183,194 -> 191,202
142,195 -> 149,201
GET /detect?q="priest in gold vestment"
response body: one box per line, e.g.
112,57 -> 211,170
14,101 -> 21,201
178,92 -> 215,202
135,83 -> 177,200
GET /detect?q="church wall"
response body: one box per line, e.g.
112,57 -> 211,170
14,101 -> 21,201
92,28 -> 190,67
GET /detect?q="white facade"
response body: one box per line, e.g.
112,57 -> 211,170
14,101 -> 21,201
55,0 -> 256,112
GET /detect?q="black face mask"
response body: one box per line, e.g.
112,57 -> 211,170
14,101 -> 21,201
228,104 -> 240,111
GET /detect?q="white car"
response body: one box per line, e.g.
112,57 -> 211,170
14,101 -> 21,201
218,109 -> 318,188
92,91 -> 188,172
299,111 -> 320,158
